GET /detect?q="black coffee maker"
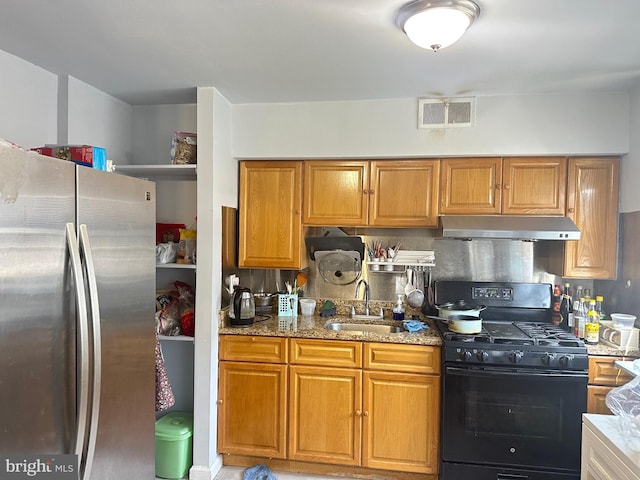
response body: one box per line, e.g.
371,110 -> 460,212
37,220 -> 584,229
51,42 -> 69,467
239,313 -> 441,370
229,287 -> 255,327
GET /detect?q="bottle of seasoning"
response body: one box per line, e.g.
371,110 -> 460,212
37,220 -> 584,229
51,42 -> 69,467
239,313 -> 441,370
560,282 -> 573,332
552,284 -> 562,326
584,299 -> 600,345
574,297 -> 586,339
595,295 -> 606,322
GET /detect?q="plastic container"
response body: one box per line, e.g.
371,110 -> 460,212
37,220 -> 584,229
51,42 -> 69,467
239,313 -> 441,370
299,298 -> 316,316
610,313 -> 637,329
155,412 -> 193,479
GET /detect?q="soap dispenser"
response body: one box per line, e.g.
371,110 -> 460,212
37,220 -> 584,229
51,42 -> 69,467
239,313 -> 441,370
393,294 -> 405,321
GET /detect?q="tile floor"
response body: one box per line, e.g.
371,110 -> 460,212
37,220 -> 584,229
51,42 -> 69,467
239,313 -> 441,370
213,466 -> 344,480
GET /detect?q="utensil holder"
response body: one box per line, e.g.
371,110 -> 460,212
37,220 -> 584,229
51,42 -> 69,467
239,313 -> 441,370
278,294 -> 298,317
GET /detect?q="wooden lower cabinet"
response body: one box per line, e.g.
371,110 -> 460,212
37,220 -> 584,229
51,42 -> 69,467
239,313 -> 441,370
219,336 -> 440,476
288,339 -> 440,475
218,336 -> 288,458
363,371 -> 439,473
587,355 -> 635,414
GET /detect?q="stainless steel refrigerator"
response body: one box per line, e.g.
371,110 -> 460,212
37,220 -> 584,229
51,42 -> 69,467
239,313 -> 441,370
0,145 -> 156,479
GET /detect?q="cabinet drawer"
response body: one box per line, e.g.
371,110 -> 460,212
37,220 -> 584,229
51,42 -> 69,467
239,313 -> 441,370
364,343 -> 440,374
290,338 -> 362,368
219,335 -> 288,363
589,356 -> 634,386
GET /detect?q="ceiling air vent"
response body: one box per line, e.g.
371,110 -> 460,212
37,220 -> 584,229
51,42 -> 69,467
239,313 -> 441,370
418,97 -> 475,129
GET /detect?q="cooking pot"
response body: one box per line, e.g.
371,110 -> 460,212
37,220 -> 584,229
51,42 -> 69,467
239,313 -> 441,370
436,300 -> 486,319
253,292 -> 275,308
447,314 -> 483,334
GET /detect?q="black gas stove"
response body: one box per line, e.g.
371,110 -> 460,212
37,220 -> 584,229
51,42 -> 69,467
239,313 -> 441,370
435,281 -> 588,480
435,319 -> 588,370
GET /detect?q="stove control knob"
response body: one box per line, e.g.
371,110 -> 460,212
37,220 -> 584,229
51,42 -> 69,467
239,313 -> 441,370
459,349 -> 473,362
477,351 -> 490,362
509,351 -> 523,363
559,355 -> 572,367
542,353 -> 556,365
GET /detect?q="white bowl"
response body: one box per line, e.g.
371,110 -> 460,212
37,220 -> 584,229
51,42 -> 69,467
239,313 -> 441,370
610,313 -> 637,329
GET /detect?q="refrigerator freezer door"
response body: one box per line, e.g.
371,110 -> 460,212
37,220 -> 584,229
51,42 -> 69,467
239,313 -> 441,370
0,149 -> 76,453
76,168 -> 156,480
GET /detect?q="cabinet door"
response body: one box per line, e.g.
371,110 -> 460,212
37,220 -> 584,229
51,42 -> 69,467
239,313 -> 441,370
303,160 -> 369,226
238,161 -> 305,269
440,158 -> 502,214
565,157 -> 619,279
289,365 -> 362,466
502,157 -> 567,215
363,371 -> 440,474
217,362 -> 287,458
588,356 -> 634,386
369,160 -> 440,227
587,385 -> 615,415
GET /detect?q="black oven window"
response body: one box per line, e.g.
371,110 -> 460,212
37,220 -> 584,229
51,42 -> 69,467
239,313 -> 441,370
466,390 -> 562,440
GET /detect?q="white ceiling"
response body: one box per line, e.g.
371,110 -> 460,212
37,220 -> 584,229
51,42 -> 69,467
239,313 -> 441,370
2,0 -> 640,106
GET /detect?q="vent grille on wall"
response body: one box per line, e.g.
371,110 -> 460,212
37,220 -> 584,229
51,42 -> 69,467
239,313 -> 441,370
418,97 -> 475,128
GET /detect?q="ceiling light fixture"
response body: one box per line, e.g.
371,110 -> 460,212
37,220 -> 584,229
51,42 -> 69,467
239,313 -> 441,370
395,0 -> 480,52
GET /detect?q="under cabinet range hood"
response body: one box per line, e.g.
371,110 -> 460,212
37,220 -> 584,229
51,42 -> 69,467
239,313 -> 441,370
439,215 -> 581,241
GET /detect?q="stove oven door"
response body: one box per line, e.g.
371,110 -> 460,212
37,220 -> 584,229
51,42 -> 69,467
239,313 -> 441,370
442,365 -> 587,474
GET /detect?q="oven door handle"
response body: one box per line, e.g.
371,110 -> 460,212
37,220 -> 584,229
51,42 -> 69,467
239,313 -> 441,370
445,365 -> 588,380
497,474 -> 529,480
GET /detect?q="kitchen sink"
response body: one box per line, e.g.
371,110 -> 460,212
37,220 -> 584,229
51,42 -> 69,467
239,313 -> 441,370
325,322 -> 403,334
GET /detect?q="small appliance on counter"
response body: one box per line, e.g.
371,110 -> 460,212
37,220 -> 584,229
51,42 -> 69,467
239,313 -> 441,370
229,287 -> 255,327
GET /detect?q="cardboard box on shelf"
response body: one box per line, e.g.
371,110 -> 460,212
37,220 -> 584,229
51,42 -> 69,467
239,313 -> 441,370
31,144 -> 107,171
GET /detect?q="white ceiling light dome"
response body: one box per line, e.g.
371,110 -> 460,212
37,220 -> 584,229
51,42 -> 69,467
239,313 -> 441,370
396,0 -> 481,52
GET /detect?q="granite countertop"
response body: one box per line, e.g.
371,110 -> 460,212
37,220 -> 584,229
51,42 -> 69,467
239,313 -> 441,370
218,299 -> 442,346
586,343 -> 640,357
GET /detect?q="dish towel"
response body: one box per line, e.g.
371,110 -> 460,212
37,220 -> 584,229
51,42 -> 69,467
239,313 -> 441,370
403,320 -> 429,332
243,464 -> 277,480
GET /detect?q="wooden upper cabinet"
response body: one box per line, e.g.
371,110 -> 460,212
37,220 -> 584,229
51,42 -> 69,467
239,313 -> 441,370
238,161 -> 306,269
369,160 -> 439,227
303,159 -> 439,227
440,158 -> 502,214
440,157 -> 567,215
564,157 -> 619,279
502,157 -> 566,214
303,160 -> 369,226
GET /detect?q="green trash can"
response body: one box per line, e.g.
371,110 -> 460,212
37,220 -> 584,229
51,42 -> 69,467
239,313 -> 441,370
155,412 -> 193,479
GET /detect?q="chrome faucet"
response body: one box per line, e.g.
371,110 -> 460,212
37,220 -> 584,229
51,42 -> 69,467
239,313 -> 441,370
355,279 -> 370,315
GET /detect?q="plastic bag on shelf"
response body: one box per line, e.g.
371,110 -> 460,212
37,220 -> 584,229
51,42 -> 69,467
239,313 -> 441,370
174,281 -> 195,337
605,374 -> 640,439
156,242 -> 178,264
155,289 -> 182,336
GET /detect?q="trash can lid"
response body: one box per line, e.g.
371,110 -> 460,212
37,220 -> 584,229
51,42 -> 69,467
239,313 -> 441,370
155,412 -> 193,440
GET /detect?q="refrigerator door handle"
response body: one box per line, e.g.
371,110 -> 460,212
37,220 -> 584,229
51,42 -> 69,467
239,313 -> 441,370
66,223 -> 91,464
79,224 -> 102,480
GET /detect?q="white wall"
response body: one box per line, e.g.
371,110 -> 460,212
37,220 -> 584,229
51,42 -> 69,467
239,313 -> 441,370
622,85 -> 640,213
131,103 -> 197,165
232,93 -> 629,158
0,49 -> 57,147
67,76 -> 133,164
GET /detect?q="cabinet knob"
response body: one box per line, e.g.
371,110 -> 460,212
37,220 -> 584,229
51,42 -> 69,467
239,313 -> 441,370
503,184 -> 510,190
568,207 -> 575,213
363,411 -> 369,417
217,399 -> 223,405
369,189 -> 375,195
495,184 -> 502,190
355,410 -> 362,416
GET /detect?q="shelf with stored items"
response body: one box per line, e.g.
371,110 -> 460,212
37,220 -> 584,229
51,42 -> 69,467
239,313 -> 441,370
366,250 -> 435,273
116,162 -> 196,412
